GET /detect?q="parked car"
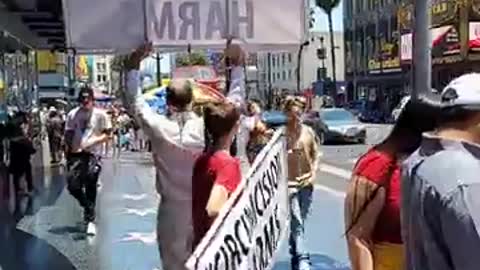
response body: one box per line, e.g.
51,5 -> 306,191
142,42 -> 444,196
262,111 -> 287,128
317,108 -> 366,144
262,108 -> 366,144
346,100 -> 366,116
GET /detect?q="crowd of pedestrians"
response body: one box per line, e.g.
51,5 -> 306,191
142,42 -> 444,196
118,42 -> 321,270
4,40 -> 480,270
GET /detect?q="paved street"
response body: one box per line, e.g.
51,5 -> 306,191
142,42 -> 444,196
0,124 -> 392,270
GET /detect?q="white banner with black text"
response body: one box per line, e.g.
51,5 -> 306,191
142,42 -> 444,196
186,128 -> 289,270
62,0 -> 305,53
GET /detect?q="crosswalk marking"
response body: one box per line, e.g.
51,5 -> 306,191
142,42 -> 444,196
319,164 -> 352,180
314,184 -> 346,198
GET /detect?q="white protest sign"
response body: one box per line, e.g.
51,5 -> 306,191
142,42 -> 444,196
63,0 -> 146,54
63,0 -> 304,53
146,0 -> 304,50
186,129 -> 289,270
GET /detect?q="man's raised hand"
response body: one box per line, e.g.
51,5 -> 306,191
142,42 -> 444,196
125,43 -> 153,70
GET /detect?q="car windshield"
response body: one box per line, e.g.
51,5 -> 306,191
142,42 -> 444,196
321,110 -> 356,121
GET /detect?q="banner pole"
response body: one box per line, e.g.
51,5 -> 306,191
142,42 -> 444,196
225,0 -> 232,95
142,0 -> 148,43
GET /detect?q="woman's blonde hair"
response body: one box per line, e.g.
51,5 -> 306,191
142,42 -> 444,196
282,95 -> 307,112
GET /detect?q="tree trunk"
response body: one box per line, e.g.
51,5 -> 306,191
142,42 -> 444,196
328,12 -> 337,98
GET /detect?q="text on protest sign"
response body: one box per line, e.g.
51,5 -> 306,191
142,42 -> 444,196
186,129 -> 289,270
63,0 -> 304,52
147,0 -> 254,41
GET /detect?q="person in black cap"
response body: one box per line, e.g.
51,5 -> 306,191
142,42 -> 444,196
64,87 -> 112,233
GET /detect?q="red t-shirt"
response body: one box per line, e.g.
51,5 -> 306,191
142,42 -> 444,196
192,150 -> 241,248
353,149 -> 402,244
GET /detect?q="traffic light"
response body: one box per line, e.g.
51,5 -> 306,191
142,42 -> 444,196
317,68 -> 327,80
309,9 -> 315,29
317,48 -> 326,60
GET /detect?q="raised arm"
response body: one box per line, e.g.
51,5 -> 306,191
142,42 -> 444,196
226,66 -> 246,108
122,44 -> 170,141
225,44 -> 247,108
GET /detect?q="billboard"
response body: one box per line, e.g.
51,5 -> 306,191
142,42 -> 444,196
36,51 -> 58,73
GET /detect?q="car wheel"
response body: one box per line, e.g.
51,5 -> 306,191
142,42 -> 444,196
318,132 -> 326,145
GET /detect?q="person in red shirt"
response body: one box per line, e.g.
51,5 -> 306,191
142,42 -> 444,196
192,102 -> 242,249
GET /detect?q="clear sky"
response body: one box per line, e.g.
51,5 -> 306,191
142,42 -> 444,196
311,0 -> 344,32
151,0 -> 344,74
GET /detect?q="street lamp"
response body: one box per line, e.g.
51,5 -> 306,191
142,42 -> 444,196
297,40 -> 310,93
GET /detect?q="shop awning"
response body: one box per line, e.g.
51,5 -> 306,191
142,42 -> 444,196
469,22 -> 480,50
431,25 -> 453,47
401,25 -> 457,61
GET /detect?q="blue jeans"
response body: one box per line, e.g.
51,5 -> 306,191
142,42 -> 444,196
289,185 -> 313,270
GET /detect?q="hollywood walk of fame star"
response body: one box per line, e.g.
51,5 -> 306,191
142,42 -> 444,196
117,231 -> 157,244
122,193 -> 148,201
121,207 -> 156,217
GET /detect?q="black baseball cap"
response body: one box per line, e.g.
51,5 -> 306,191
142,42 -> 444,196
78,87 -> 94,102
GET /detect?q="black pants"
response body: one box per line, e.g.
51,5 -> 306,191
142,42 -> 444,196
66,153 -> 101,222
49,137 -> 61,162
10,162 -> 33,194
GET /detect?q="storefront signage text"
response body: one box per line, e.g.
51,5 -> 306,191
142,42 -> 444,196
397,1 -> 457,31
368,57 -> 401,73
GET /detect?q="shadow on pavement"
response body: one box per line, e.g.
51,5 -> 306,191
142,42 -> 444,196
273,253 -> 351,270
0,155 -> 78,270
0,208 -> 77,270
48,225 -> 84,235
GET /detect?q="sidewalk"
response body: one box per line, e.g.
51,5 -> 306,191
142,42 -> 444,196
0,142 -> 161,270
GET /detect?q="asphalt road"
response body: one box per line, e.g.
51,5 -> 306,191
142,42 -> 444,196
0,124 -> 392,270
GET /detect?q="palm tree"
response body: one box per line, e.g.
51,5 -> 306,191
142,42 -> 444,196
315,0 -> 341,96
175,51 -> 209,66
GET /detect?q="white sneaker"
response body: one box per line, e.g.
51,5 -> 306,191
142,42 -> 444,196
86,222 -> 97,236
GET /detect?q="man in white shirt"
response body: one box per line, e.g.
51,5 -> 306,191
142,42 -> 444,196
64,87 -> 112,229
123,43 -> 246,270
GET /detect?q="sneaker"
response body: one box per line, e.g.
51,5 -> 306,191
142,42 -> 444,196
86,222 -> 97,236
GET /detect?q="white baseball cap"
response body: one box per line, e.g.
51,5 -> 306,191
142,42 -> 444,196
441,73 -> 480,110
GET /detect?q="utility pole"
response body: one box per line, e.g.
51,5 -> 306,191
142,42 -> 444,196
412,0 -> 431,99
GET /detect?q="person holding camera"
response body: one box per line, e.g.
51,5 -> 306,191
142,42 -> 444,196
64,87 -> 112,233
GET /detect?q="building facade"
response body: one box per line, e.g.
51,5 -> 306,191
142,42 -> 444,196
344,0 -> 480,111
344,0 -> 405,112
91,55 -> 113,94
256,31 -> 345,97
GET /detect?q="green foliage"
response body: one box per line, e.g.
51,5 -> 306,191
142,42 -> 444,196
315,0 -> 341,14
175,51 -> 209,66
